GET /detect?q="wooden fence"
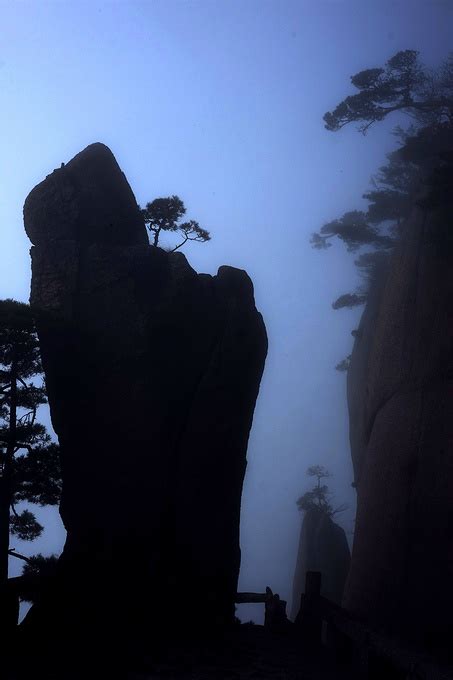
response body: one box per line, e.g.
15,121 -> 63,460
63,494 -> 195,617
3,571 -> 453,679
235,586 -> 289,630
295,571 -> 453,680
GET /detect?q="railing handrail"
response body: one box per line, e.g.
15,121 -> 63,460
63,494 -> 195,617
299,571 -> 453,680
235,591 -> 269,604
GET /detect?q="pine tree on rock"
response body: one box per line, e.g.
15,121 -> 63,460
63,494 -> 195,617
312,50 -> 453,370
140,195 -> 210,250
297,466 -> 348,518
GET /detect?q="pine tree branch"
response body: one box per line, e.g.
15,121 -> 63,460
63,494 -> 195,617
171,235 -> 189,252
8,548 -> 32,564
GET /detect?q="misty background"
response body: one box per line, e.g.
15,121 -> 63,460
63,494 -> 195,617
1,0 -> 452,623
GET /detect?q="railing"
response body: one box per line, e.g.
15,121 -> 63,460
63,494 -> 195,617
296,571 -> 453,680
235,586 -> 289,630
4,571 -> 453,679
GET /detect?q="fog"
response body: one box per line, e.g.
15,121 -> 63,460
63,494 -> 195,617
1,0 -> 452,624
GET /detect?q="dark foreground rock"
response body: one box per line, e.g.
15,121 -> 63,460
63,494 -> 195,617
344,194 -> 453,649
290,509 -> 350,620
22,143 -> 267,643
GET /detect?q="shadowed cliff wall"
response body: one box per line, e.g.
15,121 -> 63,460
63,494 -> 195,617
344,193 -> 453,648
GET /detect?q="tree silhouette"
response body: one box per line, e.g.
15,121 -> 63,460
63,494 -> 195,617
0,300 -> 61,587
312,50 -> 453,370
140,195 -> 211,250
324,50 -> 453,134
18,553 -> 59,604
297,466 -> 348,518
335,356 -> 351,373
311,144 -> 420,311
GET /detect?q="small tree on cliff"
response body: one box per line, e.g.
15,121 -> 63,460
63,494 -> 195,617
312,50 -> 453,370
316,50 -> 453,286
311,144 -> 419,313
0,300 -> 61,587
140,195 -> 211,250
323,50 -> 453,134
297,466 -> 348,518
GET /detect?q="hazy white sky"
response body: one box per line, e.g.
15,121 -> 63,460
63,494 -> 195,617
1,0 -> 452,621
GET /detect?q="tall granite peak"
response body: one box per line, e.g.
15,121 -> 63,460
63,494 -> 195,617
344,193 -> 453,649
23,144 -> 267,644
24,142 -> 147,247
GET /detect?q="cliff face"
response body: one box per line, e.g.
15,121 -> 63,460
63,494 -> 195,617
23,143 -> 267,637
290,509 -> 350,620
347,257 -> 389,487
344,199 -> 453,646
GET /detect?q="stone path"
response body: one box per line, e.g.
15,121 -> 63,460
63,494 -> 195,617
127,625 -> 356,680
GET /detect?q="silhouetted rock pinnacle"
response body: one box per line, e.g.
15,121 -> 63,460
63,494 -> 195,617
24,142 -> 147,247
22,143 -> 267,647
290,508 -> 350,621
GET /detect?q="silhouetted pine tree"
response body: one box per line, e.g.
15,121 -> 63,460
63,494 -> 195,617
0,300 -> 61,587
297,465 -> 348,518
140,195 -> 210,250
312,50 -> 453,369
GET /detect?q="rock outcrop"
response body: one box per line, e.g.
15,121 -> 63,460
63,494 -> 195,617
290,509 -> 350,620
23,143 -> 267,640
344,196 -> 453,647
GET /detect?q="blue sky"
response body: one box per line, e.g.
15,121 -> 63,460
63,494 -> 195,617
1,0 -> 452,621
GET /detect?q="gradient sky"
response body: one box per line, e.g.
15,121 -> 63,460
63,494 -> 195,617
1,0 -> 452,622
